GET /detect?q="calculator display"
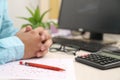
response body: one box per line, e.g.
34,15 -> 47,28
100,52 -> 120,59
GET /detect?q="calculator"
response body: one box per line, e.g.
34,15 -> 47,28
75,50 -> 120,70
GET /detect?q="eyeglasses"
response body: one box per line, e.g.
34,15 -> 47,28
49,43 -> 79,56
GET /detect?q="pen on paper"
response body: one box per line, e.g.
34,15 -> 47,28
19,61 -> 65,71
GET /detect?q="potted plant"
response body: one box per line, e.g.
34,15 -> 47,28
18,6 -> 58,30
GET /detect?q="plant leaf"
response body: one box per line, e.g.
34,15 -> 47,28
33,6 -> 41,22
28,17 -> 37,25
39,9 -> 50,22
18,17 -> 29,21
26,7 -> 34,16
21,24 -> 32,28
17,6 -> 52,29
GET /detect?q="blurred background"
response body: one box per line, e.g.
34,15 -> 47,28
8,0 -> 61,28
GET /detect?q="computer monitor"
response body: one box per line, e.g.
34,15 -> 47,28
58,0 -> 120,41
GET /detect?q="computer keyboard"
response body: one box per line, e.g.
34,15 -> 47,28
75,53 -> 120,70
52,37 -> 107,52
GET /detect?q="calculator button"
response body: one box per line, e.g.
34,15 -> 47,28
75,54 -> 120,70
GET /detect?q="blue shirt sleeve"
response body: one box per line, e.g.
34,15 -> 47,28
0,0 -> 18,38
0,36 -> 24,64
0,0 -> 25,64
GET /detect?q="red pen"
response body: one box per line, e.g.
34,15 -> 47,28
19,61 -> 65,71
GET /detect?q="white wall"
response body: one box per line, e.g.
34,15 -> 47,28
39,0 -> 50,21
8,0 -> 39,28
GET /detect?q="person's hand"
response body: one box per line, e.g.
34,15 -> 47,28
16,26 -> 52,59
34,28 -> 53,57
25,26 -> 53,57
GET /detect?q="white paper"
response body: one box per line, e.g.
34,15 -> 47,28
0,58 -> 76,80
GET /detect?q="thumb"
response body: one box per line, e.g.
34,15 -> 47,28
25,26 -> 33,32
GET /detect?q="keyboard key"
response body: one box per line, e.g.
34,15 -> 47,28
52,37 -> 106,52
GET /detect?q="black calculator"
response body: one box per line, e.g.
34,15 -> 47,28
75,50 -> 120,70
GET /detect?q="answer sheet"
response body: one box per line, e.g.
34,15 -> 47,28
0,58 -> 76,80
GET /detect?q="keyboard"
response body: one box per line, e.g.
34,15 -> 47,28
75,53 -> 120,70
52,37 -> 107,52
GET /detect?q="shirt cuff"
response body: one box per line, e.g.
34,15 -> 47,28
12,36 -> 25,60
0,36 -> 25,60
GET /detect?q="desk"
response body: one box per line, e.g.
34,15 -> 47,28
51,31 -> 120,80
45,50 -> 120,80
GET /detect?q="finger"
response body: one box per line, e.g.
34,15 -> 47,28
41,49 -> 49,57
45,39 -> 53,47
18,25 -> 32,34
39,39 -> 52,52
20,27 -> 27,33
25,26 -> 33,32
34,27 -> 44,35
40,45 -> 46,51
16,27 -> 26,35
40,30 -> 51,43
36,49 -> 49,58
36,51 -> 42,57
42,30 -> 51,39
36,39 -> 52,57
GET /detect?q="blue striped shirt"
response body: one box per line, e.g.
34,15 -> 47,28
0,0 -> 24,64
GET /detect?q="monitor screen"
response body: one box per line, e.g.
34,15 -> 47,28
58,0 -> 120,40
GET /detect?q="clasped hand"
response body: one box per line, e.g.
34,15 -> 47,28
16,26 -> 52,59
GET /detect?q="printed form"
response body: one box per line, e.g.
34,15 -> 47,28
0,58 -> 76,80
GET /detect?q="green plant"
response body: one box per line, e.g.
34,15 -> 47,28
18,6 -> 58,29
